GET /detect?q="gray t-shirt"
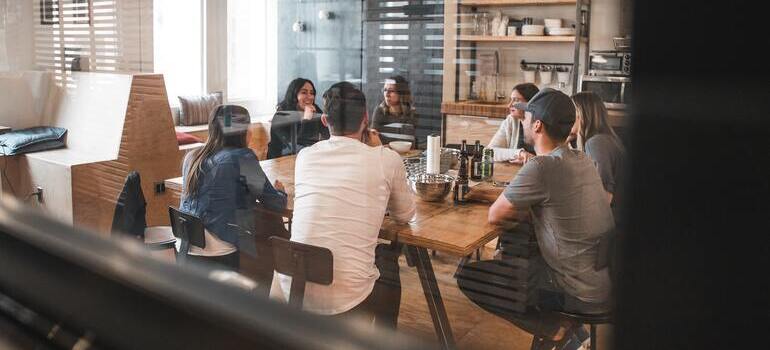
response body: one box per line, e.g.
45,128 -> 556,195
585,134 -> 624,196
504,146 -> 614,303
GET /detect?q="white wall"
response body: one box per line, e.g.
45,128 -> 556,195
590,0 -> 626,51
0,0 -> 34,72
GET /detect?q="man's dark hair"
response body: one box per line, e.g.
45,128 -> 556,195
322,82 -> 367,136
539,120 -> 571,142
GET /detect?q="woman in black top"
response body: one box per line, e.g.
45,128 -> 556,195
370,75 -> 417,145
267,78 -> 330,159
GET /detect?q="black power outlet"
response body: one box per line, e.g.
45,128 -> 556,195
154,182 -> 166,194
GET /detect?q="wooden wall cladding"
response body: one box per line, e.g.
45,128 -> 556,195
71,74 -> 183,233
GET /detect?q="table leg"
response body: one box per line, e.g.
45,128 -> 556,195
405,245 -> 456,350
290,123 -> 298,155
453,255 -> 470,279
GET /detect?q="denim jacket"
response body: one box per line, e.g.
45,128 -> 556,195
180,148 -> 287,246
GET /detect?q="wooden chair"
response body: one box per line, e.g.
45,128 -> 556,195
269,236 -> 333,309
227,203 -> 288,298
168,207 -> 206,264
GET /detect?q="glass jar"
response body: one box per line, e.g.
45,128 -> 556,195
479,13 -> 489,36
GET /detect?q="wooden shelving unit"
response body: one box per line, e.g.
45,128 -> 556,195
459,0 -> 577,6
458,35 -> 577,42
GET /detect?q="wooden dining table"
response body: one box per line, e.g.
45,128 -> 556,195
165,151 -> 521,349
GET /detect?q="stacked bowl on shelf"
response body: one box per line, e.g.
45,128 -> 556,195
544,18 -> 576,36
521,24 -> 545,36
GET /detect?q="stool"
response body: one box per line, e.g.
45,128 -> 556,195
531,311 -> 613,350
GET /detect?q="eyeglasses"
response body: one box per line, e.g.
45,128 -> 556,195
383,89 -> 397,94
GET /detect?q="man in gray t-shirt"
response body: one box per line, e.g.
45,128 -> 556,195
486,89 -> 615,345
503,145 -> 614,304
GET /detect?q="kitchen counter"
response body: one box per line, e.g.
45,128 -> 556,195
441,100 -> 508,119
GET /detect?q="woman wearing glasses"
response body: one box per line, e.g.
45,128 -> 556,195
370,75 -> 417,146
487,83 -> 539,163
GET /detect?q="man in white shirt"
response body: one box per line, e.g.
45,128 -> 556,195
277,82 -> 416,328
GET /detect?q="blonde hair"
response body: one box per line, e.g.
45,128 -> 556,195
572,92 -> 623,152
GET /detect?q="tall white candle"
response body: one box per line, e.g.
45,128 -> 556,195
426,135 -> 441,174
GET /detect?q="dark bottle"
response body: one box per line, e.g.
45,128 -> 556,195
470,140 -> 483,181
454,140 -> 470,203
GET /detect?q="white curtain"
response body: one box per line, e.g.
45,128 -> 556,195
227,0 -> 277,118
154,0 -> 203,106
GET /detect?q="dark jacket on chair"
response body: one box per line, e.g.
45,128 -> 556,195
111,171 -> 147,240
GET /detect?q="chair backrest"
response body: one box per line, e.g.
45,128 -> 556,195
111,171 -> 147,240
269,236 -> 333,309
168,207 -> 206,260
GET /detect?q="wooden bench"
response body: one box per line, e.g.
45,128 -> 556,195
0,72 -> 182,234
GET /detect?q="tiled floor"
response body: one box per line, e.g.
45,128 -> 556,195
396,247 -> 613,350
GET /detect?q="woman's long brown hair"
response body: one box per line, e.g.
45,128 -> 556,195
183,105 -> 249,196
572,91 -> 624,152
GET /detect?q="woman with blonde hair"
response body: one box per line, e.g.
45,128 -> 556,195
572,91 -> 625,211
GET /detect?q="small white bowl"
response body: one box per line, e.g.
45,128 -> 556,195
548,27 -> 576,36
521,24 -> 545,36
389,141 -> 412,153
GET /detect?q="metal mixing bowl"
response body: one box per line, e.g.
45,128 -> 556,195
408,173 -> 454,202
419,148 -> 461,173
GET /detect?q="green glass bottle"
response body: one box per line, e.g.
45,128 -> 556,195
481,148 -> 494,181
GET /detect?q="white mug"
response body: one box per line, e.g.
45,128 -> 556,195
523,71 -> 536,83
539,71 -> 553,85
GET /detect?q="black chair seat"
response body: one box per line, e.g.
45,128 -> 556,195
555,310 -> 613,325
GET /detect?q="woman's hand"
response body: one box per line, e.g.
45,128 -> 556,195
510,150 -> 534,165
302,105 -> 316,120
273,180 -> 285,192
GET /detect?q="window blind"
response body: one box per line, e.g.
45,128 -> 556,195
365,0 -> 445,143
33,0 -> 153,84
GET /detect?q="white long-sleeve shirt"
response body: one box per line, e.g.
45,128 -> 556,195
277,136 -> 416,315
487,115 -> 525,162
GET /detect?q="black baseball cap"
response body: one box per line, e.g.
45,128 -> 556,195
513,88 -> 576,136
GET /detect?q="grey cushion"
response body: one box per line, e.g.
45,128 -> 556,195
0,126 -> 67,156
178,91 -> 223,126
